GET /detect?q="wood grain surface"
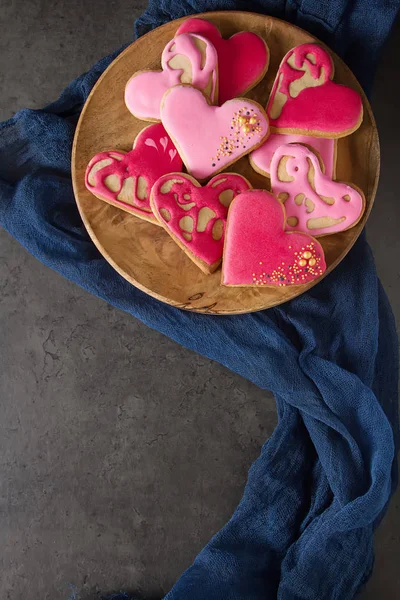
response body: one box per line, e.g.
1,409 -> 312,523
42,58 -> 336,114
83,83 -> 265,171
72,11 -> 379,315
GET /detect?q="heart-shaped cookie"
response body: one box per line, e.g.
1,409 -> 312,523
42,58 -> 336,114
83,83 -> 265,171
125,33 -> 218,121
270,143 -> 365,236
161,85 -> 269,180
250,133 -> 336,179
151,172 -> 252,273
222,190 -> 326,286
266,43 -> 363,137
85,123 -> 182,224
176,17 -> 269,104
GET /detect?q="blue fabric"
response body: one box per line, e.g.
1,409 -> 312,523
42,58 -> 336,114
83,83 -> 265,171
1,2 -> 399,599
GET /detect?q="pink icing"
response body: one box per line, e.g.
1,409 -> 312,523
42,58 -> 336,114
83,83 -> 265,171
85,123 -> 182,221
176,18 -> 268,104
267,43 -> 363,135
151,173 -> 251,267
125,33 -> 218,120
270,143 -> 364,236
161,85 -> 269,180
222,190 -> 327,286
250,133 -> 336,178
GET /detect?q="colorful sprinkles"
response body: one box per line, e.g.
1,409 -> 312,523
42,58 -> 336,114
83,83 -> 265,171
211,107 -> 264,166
251,242 -> 324,286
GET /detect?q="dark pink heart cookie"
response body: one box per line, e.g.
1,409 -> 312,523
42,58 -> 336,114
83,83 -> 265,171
266,43 -> 363,137
222,190 -> 326,286
85,123 -> 182,223
151,172 -> 252,273
176,18 -> 269,104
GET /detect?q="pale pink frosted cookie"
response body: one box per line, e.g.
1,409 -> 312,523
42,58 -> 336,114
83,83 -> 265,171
176,18 -> 269,104
85,123 -> 182,224
161,85 -> 269,180
222,190 -> 326,286
125,33 -> 218,121
151,172 -> 252,273
267,43 -> 363,137
270,143 -> 365,236
250,133 -> 336,179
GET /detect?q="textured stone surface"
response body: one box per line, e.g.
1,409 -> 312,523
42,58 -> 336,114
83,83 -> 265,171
0,244 -> 276,599
0,2 -> 399,599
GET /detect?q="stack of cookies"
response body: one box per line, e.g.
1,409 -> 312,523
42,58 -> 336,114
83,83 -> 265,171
85,18 -> 365,288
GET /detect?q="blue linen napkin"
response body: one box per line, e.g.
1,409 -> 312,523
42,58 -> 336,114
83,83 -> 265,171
1,1 -> 399,599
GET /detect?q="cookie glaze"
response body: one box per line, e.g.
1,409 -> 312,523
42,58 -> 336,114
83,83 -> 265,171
222,190 -> 326,286
151,172 -> 251,272
267,43 -> 363,137
176,18 -> 269,103
161,85 -> 269,180
125,33 -> 218,121
250,133 -> 336,178
270,143 -> 364,236
85,123 -> 182,223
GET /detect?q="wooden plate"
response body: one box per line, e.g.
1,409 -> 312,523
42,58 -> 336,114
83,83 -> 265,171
72,11 -> 379,314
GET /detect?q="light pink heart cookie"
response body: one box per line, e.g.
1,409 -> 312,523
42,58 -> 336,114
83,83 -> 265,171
222,190 -> 326,287
125,33 -> 218,121
85,123 -> 182,223
250,133 -> 337,179
270,143 -> 365,236
161,85 -> 269,180
151,172 -> 252,273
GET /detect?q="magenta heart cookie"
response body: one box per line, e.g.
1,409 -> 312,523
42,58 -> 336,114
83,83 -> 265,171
151,172 -> 252,273
161,85 -> 269,180
222,190 -> 326,286
176,18 -> 269,104
266,43 -> 363,137
270,143 -> 365,236
125,33 -> 218,121
85,123 -> 182,223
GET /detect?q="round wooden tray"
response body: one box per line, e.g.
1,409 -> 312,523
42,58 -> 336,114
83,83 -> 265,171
72,11 -> 379,315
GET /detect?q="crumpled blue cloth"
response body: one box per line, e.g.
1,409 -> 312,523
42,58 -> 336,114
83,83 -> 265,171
1,1 -> 400,599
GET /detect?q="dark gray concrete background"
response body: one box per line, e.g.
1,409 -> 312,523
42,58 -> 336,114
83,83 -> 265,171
0,2 -> 399,599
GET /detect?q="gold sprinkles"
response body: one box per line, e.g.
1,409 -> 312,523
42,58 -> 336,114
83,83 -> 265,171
251,243 -> 324,286
210,107 -> 264,166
